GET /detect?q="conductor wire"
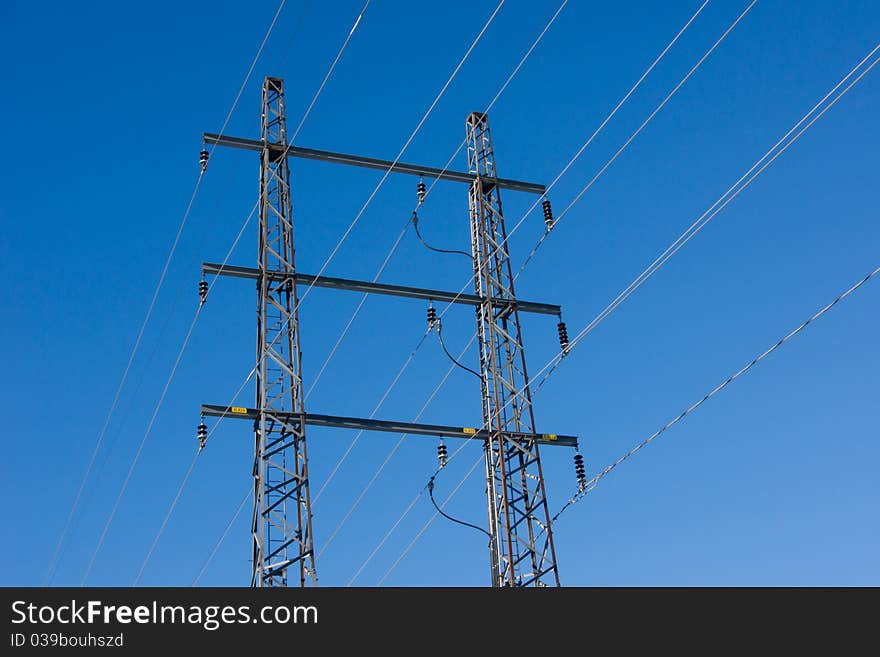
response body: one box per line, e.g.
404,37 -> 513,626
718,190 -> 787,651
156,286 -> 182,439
428,477 -> 490,538
412,211 -> 472,259
436,319 -> 482,381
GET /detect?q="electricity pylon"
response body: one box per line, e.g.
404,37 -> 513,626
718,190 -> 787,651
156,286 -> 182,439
467,112 -> 560,586
200,77 -> 575,587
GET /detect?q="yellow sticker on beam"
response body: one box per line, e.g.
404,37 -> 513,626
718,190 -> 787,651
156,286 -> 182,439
231,406 -> 248,414
543,434 -> 558,441
462,427 -> 477,435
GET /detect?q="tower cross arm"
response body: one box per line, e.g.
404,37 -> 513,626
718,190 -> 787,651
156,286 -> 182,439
203,133 -> 547,195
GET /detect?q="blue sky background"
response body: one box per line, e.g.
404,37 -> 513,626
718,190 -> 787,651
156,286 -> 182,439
1,0 -> 877,586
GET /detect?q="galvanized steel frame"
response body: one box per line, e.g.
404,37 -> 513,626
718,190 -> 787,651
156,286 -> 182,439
253,77 -> 316,587
466,112 -> 560,587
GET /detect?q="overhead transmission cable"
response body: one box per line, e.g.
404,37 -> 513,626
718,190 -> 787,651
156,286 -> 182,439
346,422 -> 479,585
435,318 -> 483,381
347,0 -> 730,582
304,0 -> 577,541
363,34 -> 880,585
412,209 -> 472,259
209,0 -> 507,485
193,0 -> 577,576
427,476 -> 490,537
193,489 -> 250,586
316,333 -> 479,558
409,46 -> 880,573
275,0 -> 522,500
128,2 -> 374,585
43,0 -> 291,586
196,0 -> 741,584
311,331 -> 432,503
81,203 -> 256,585
136,0 -> 503,584
290,0 -> 507,314
552,263 -> 880,519
132,366 -> 256,585
429,0 -> 755,337
527,44 -> 880,395
376,453 -> 485,586
290,0 -> 371,144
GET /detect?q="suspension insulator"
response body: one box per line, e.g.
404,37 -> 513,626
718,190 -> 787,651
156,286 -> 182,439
557,321 -> 570,352
542,198 -> 554,230
199,148 -> 209,173
437,443 -> 448,469
427,304 -> 437,331
417,177 -> 427,204
198,279 -> 208,304
574,453 -> 586,490
197,421 -> 208,447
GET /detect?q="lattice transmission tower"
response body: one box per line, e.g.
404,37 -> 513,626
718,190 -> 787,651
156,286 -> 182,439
199,77 -> 578,587
467,112 -> 560,586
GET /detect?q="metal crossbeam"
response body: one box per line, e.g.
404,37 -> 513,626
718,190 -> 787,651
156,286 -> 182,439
201,404 -> 578,448
202,262 -> 562,316
204,133 -> 546,195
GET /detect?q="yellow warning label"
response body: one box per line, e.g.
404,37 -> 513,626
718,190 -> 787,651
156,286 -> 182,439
231,406 -> 248,414
462,427 -> 477,435
543,434 -> 558,441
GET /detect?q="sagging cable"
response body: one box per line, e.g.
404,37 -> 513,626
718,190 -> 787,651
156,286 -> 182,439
428,476 -> 489,538
412,178 -> 472,258
432,313 -> 482,381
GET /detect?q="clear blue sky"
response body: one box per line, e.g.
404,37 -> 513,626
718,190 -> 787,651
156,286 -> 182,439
1,0 -> 877,587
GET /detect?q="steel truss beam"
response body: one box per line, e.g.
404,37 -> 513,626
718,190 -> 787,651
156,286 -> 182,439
204,132 -> 546,195
201,404 -> 578,448
202,262 -> 562,316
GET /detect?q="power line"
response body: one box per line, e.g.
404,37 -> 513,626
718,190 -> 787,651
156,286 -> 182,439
311,330 -> 431,503
528,45 -> 880,394
377,453 -> 484,586
205,0 -> 508,505
497,45 -> 880,524
436,320 -> 482,381
44,1 -> 291,585
303,0 -> 579,564
192,488 -> 250,586
130,0 -> 503,584
81,205 -> 256,585
557,0 -> 755,224
428,476 -> 490,538
120,2 -> 376,586
132,366 -> 256,585
345,0 -> 721,583
290,0 -> 370,144
44,177 -> 204,587
433,0 -> 754,333
304,219 -> 412,401
317,333 -> 478,558
412,211 -> 472,259
365,39 -> 880,584
291,0 -> 507,313
346,487 -> 423,585
412,0 -> 578,214
552,262 -> 880,521
133,450 -> 201,586
346,416 -> 479,585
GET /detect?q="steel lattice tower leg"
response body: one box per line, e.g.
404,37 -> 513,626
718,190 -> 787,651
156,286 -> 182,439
252,77 -> 316,587
466,111 -> 560,587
